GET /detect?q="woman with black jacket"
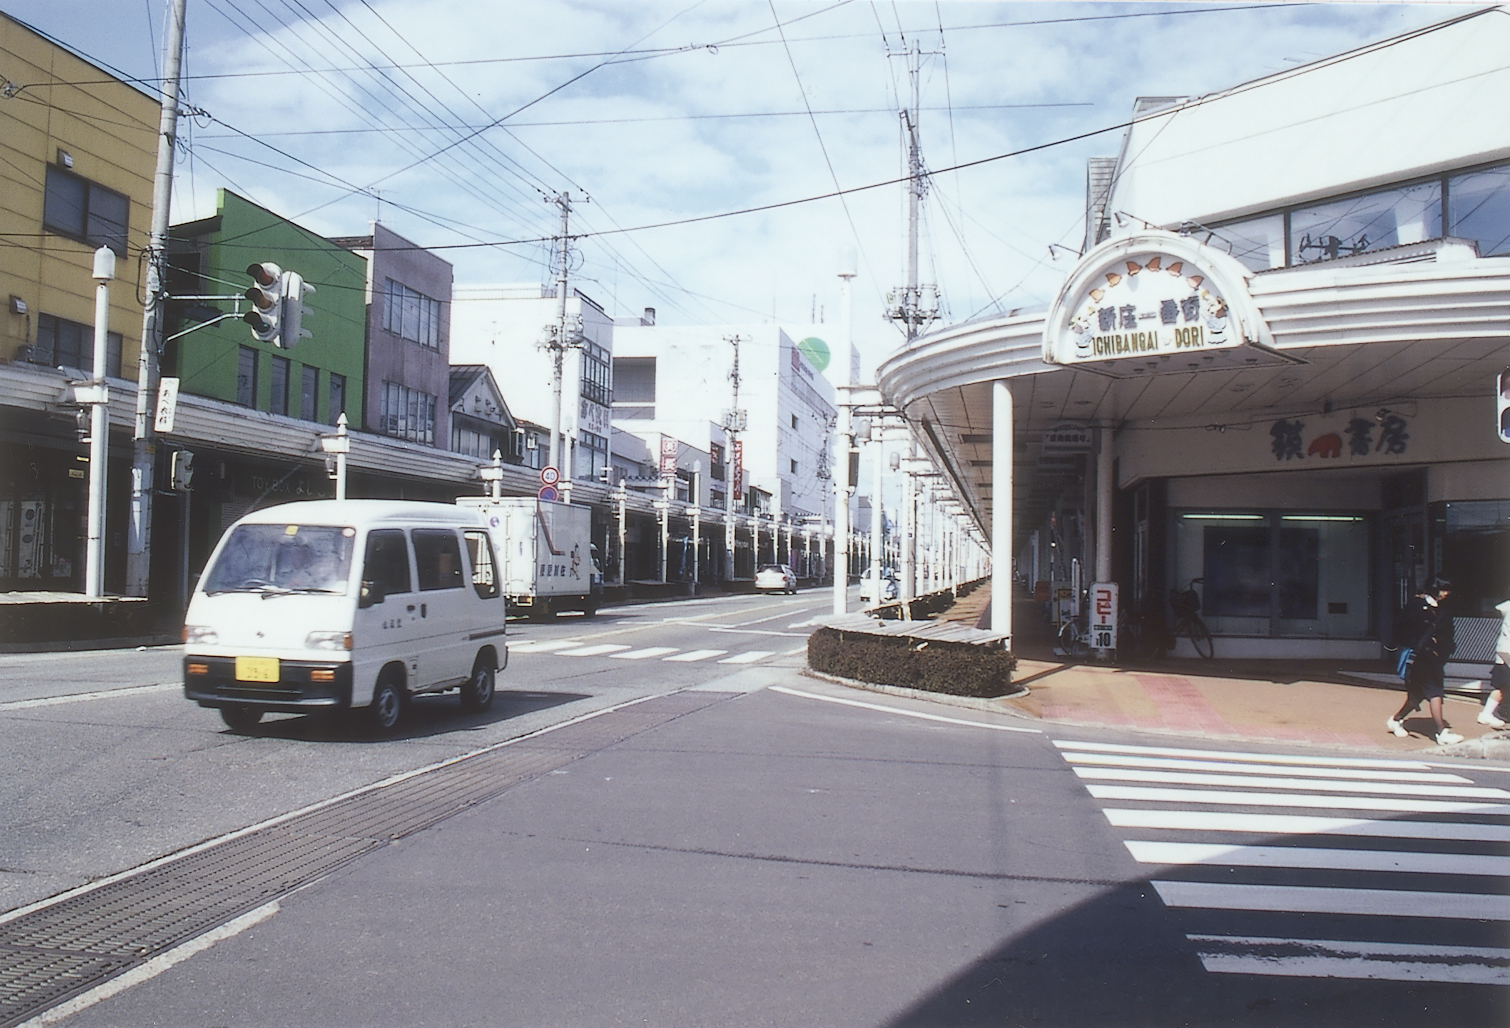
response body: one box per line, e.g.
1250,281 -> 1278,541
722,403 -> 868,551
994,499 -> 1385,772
1387,577 -> 1462,745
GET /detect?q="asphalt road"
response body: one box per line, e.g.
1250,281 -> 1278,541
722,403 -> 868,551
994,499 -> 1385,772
2,592 -> 1506,1027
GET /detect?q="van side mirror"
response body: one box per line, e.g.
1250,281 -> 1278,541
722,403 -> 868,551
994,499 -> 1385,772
359,580 -> 386,609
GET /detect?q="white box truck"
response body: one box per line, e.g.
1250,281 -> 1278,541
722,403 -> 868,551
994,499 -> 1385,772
458,496 -> 603,619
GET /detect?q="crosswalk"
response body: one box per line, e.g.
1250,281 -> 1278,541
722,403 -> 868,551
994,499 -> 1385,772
1054,738 -> 1510,986
505,638 -> 779,665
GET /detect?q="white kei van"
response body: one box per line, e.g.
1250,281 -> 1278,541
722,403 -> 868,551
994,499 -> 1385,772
183,500 -> 507,733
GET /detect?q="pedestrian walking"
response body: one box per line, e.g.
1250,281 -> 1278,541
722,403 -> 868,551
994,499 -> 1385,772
1476,596 -> 1510,729
1386,577 -> 1462,745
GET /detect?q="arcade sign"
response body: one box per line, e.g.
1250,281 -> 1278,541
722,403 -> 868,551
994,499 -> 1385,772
1044,230 -> 1293,378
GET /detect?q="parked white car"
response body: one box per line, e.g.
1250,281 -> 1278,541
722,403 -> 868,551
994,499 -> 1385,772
755,564 -> 798,593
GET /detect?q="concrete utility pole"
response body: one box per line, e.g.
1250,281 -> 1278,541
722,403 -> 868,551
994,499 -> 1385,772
831,257 -> 856,615
723,333 -> 745,580
545,190 -> 586,491
126,0 -> 187,597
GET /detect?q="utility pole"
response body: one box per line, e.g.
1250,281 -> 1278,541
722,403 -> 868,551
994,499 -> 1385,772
885,41 -> 939,345
126,0 -> 187,597
544,190 -> 586,494
723,333 -> 746,580
832,257 -> 856,615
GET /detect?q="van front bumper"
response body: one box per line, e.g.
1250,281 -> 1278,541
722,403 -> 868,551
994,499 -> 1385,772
183,656 -> 352,713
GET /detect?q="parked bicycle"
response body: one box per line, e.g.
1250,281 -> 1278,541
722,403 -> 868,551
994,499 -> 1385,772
1056,611 -> 1089,657
1167,577 -> 1215,659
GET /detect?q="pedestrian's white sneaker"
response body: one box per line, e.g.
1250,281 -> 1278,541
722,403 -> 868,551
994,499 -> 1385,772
1385,718 -> 1408,738
1477,710 -> 1505,728
1435,728 -> 1464,745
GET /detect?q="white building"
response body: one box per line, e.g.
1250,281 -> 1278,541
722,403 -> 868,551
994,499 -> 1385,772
611,324 -> 837,521
878,6 -> 1510,660
449,284 -> 615,486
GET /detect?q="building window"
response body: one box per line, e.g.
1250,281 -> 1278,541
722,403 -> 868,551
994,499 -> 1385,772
35,314 -> 121,377
710,442 -> 726,481
1447,163 -> 1510,257
790,458 -> 799,474
381,278 -> 441,349
451,423 -> 501,458
791,414 -> 799,429
1208,213 -> 1285,272
1290,180 -> 1442,265
581,342 -> 611,405
300,365 -> 318,421
611,356 -> 655,418
381,381 -> 436,445
42,166 -> 130,256
1174,511 -> 1369,638
237,346 -> 257,407
328,373 -> 346,424
270,355 -> 290,416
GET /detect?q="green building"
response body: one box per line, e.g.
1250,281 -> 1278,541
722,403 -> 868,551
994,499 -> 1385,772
167,190 -> 366,425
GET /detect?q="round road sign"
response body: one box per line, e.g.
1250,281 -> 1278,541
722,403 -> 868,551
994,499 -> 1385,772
540,466 -> 560,486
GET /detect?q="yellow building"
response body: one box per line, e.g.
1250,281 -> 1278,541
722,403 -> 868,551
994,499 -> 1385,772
0,12 -> 157,588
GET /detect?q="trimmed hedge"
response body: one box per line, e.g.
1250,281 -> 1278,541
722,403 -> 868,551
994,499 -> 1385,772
807,626 -> 1018,699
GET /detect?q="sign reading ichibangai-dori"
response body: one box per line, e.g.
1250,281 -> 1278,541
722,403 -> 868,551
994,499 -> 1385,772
1043,230 -> 1288,377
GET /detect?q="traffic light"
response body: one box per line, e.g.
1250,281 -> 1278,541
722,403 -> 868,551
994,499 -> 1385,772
170,449 -> 195,491
243,262 -> 283,343
1499,367 -> 1510,444
279,270 -> 314,349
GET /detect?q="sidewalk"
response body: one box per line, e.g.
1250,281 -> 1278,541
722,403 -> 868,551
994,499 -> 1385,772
930,583 -> 1508,759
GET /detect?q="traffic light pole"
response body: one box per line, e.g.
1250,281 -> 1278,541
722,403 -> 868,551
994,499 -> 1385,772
127,0 -> 187,597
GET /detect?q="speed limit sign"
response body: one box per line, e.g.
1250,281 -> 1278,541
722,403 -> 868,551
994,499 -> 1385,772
540,465 -> 560,486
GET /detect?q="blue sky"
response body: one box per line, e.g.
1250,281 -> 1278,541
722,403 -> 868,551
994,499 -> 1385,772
2,1 -> 1468,371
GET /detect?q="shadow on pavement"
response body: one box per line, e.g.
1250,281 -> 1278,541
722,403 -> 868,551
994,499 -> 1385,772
229,688 -> 589,743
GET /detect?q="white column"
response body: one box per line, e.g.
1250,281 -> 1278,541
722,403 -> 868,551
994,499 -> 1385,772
992,380 -> 1013,641
85,247 -> 115,598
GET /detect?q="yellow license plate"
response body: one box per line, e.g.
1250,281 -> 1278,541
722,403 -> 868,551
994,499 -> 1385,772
235,656 -> 280,683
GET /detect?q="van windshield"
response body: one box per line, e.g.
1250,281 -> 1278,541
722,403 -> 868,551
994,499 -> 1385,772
203,524 -> 356,595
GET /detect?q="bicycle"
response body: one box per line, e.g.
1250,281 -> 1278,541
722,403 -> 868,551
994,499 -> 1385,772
1056,612 -> 1089,657
1167,578 -> 1215,659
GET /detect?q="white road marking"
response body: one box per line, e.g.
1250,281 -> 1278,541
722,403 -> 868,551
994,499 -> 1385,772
555,644 -> 632,657
17,900 -> 281,1026
1072,766 -> 1510,800
1102,808 -> 1510,843
0,682 -> 179,711
718,650 -> 775,664
1063,751 -> 1471,784
771,685 -> 1042,733
610,647 -> 681,660
708,626 -> 809,637
1186,935 -> 1510,985
1126,840 -> 1510,877
663,649 -> 727,662
1085,784 -> 1510,815
1054,739 -> 1430,770
505,640 -> 583,653
1151,880 -> 1510,921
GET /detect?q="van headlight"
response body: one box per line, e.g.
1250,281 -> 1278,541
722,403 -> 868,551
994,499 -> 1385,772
306,631 -> 353,651
183,625 -> 218,645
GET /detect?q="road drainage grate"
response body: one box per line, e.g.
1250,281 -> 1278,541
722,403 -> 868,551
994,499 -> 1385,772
0,690 -> 733,1027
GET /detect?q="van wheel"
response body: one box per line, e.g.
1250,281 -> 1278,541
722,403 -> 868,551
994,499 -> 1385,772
220,705 -> 263,733
583,599 -> 598,617
528,599 -> 554,622
460,656 -> 495,713
368,674 -> 405,733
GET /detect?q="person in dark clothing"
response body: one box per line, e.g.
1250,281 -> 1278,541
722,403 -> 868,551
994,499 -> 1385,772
1387,577 -> 1461,745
